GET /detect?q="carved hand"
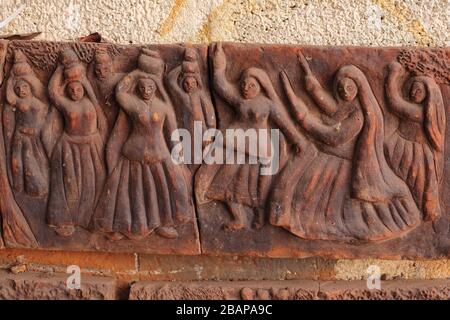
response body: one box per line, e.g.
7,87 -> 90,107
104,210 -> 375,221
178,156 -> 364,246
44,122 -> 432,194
116,75 -> 132,92
133,70 -> 152,80
305,75 -> 318,92
48,64 -> 65,99
280,70 -> 307,122
388,61 -> 404,74
297,50 -> 312,75
214,43 -> 226,70
141,48 -> 158,57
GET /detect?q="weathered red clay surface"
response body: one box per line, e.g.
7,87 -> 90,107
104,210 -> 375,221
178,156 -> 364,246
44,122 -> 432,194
0,41 -> 204,254
196,43 -> 450,259
0,40 -> 448,258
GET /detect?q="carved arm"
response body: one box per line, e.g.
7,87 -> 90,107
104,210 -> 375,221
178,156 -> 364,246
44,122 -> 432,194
386,62 -> 423,122
213,43 -> 241,108
297,51 -> 338,116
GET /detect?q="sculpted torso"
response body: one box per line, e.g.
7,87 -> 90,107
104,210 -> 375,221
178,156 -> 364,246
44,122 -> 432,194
121,98 -> 170,163
15,97 -> 47,135
61,98 -> 98,136
397,119 -> 428,144
229,96 -> 271,131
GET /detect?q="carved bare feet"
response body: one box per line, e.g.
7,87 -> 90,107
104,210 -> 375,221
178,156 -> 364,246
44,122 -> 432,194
156,226 -> 179,239
106,232 -> 124,241
175,212 -> 191,224
224,202 -> 246,231
54,225 -> 75,237
252,208 -> 265,230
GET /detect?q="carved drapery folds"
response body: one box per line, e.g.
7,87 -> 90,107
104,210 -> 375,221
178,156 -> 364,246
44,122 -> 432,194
0,41 -> 448,258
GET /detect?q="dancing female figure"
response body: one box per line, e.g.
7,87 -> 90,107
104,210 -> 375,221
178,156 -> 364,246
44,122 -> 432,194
47,49 -> 107,237
385,61 -> 445,222
269,51 -> 421,241
195,43 -> 304,231
93,50 -> 193,240
4,50 -> 49,197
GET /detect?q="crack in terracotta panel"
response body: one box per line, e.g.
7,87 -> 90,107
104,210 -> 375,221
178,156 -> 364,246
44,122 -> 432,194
0,40 -> 448,258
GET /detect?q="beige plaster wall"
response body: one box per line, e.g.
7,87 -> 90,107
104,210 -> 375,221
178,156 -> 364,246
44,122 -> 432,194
1,0 -> 449,46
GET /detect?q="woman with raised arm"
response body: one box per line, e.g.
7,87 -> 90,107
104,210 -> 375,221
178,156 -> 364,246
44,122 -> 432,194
384,61 -> 445,222
46,50 -> 107,237
195,43 -> 305,231
92,49 -> 193,241
269,51 -> 421,241
4,50 -> 49,197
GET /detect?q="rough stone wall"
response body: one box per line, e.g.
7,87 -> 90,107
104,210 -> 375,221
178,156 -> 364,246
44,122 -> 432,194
2,0 -> 449,46
0,0 -> 449,289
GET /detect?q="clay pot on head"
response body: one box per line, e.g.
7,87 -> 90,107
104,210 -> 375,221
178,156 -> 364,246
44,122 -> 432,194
12,51 -> 32,77
182,60 -> 200,75
12,62 -> 32,77
138,48 -> 164,77
182,48 -> 200,74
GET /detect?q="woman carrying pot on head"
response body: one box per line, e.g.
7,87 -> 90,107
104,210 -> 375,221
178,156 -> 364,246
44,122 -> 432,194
4,50 -> 49,197
92,49 -> 193,241
47,49 -> 107,237
167,47 -> 216,171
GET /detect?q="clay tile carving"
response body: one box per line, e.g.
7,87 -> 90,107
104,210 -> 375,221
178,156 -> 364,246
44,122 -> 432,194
0,41 -> 448,258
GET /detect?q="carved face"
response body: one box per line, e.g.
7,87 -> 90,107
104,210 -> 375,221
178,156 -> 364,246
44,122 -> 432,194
410,81 -> 426,103
67,81 -> 84,101
95,62 -> 112,80
241,76 -> 260,99
182,76 -> 198,93
337,78 -> 358,102
138,78 -> 156,101
14,80 -> 32,99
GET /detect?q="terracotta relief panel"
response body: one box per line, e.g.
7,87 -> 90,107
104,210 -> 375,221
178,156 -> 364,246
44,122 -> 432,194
195,43 -> 449,258
0,40 -> 205,254
0,40 -> 448,258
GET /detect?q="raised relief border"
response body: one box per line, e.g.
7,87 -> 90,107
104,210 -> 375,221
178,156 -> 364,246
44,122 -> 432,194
0,41 -> 448,258
129,280 -> 450,300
